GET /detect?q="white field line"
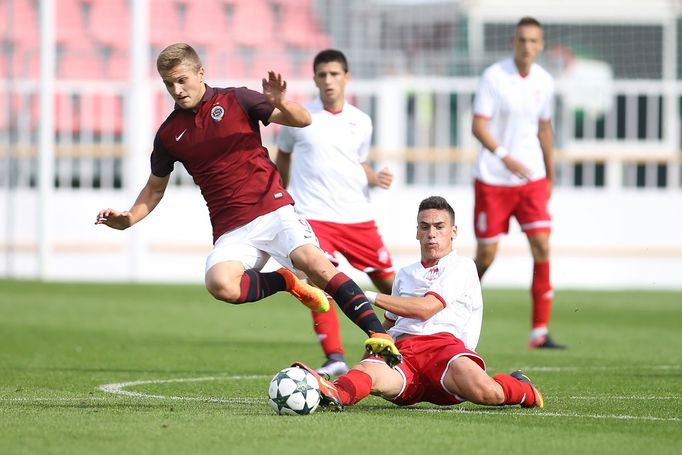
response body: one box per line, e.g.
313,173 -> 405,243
414,407 -> 681,422
97,375 -> 268,404
1,397 -> 110,402
513,365 -> 681,373
4,372 -> 679,423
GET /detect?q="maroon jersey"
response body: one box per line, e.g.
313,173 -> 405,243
151,85 -> 294,243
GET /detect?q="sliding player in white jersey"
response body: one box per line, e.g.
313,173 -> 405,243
277,49 -> 395,377
472,16 -> 565,349
291,196 -> 544,411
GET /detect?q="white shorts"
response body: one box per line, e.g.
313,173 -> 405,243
205,204 -> 320,274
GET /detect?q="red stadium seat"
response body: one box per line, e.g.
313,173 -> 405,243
58,48 -> 105,79
88,0 -> 130,49
149,0 -> 186,48
215,50 -> 248,80
54,93 -> 79,135
9,49 -> 39,79
100,49 -> 130,80
56,0 -> 92,48
279,0 -> 331,49
249,52 -> 293,80
231,1 -> 274,47
9,0 -> 39,47
91,93 -> 124,137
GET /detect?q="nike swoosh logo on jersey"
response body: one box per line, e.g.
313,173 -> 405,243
175,129 -> 187,141
354,303 -> 366,311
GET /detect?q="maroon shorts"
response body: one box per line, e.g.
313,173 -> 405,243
307,219 -> 394,280
373,332 -> 486,406
474,178 -> 551,241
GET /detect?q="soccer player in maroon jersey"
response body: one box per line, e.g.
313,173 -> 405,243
95,43 -> 400,365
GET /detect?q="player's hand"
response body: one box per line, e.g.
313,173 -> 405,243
501,155 -> 533,180
95,208 -> 132,230
376,167 -> 394,189
262,71 -> 287,107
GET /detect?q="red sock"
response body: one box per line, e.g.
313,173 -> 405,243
493,374 -> 535,407
312,300 -> 344,357
531,261 -> 553,329
334,369 -> 373,406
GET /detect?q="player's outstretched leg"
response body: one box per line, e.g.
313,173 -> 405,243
276,268 -> 329,313
364,332 -> 403,367
510,370 -> 544,408
291,361 -> 344,411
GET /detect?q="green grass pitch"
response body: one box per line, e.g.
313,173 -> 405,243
1,280 -> 680,454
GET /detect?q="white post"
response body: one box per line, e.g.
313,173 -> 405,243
662,12 -> 679,190
375,78 -> 407,185
127,0 -> 151,281
38,0 -> 56,280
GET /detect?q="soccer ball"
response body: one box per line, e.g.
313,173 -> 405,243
268,366 -> 321,415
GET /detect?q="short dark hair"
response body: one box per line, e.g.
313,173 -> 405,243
313,49 -> 349,73
517,16 -> 542,29
418,196 -> 455,224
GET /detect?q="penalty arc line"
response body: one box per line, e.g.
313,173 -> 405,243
93,375 -> 682,422
98,375 -> 269,404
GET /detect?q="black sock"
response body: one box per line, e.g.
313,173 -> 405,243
236,269 -> 286,303
324,272 -> 386,336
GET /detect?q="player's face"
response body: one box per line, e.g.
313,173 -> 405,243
416,209 -> 457,266
160,62 -> 206,111
512,25 -> 544,71
313,61 -> 349,110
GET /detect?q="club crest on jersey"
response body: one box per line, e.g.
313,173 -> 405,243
424,266 -> 439,281
210,104 -> 225,122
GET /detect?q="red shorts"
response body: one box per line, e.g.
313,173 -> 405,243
370,332 -> 486,406
474,178 -> 551,241
307,219 -> 394,280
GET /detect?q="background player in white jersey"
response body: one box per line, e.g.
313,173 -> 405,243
471,17 -> 565,349
291,196 -> 544,410
276,49 -> 395,376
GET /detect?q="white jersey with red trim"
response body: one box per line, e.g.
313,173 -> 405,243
473,57 -> 554,186
385,251 -> 483,350
276,98 -> 373,223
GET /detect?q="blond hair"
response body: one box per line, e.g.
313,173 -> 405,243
156,43 -> 202,73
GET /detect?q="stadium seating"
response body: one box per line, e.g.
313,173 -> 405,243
230,1 -> 275,48
149,0 -> 188,49
1,0 -> 333,137
88,0 -> 131,48
279,0 -> 330,49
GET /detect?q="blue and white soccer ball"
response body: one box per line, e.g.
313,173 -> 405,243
268,366 -> 321,415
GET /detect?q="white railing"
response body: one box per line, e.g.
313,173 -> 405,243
1,77 -> 681,287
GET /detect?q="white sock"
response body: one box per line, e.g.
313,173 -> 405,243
530,327 -> 548,340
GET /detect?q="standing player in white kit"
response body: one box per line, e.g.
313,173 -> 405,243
472,17 -> 566,349
276,49 -> 396,375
